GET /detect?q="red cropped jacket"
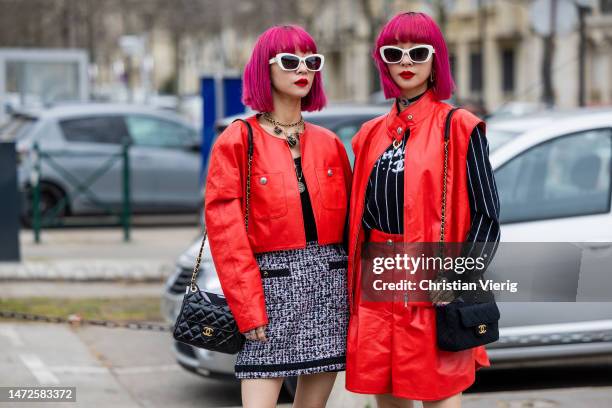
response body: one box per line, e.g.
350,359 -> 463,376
204,115 -> 352,332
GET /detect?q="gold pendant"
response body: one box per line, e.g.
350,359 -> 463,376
286,134 -> 298,148
392,139 -> 402,149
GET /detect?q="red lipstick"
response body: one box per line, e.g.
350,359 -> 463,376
294,78 -> 309,87
400,71 -> 415,80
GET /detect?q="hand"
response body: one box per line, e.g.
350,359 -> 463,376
243,325 -> 268,342
429,276 -> 455,306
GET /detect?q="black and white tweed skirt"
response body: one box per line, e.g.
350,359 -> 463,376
234,241 -> 349,379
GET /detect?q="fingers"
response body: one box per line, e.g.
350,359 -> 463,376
431,291 -> 448,305
430,289 -> 454,305
255,325 -> 268,342
243,326 -> 268,342
244,329 -> 256,341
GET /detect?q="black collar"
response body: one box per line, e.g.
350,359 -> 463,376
395,90 -> 427,112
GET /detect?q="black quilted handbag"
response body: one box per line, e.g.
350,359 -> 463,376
434,108 -> 501,352
172,119 -> 254,354
436,298 -> 500,352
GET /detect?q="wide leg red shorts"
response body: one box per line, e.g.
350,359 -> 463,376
345,228 -> 490,401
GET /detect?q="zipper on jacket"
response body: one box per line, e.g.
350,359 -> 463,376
402,128 -> 410,308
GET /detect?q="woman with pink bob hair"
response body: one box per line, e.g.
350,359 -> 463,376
242,25 -> 327,112
345,12 -> 501,408
204,25 -> 352,407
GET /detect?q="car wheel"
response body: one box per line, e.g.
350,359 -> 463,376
21,183 -> 68,227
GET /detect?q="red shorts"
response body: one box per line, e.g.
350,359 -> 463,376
345,228 -> 490,401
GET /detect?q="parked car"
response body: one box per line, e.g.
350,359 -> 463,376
486,101 -> 548,121
13,103 -> 203,225
163,106 -> 612,394
486,107 -> 612,364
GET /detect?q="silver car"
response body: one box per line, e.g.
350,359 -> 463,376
12,103 -> 203,224
163,106 -> 612,394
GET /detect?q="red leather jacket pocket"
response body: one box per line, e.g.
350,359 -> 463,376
315,166 -> 347,210
251,172 -> 288,219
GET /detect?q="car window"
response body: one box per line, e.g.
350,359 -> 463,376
59,116 -> 129,144
496,128 -> 612,223
486,128 -> 520,152
308,116 -> 378,166
126,115 -> 197,148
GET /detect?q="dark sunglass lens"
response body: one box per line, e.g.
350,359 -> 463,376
383,47 -> 403,62
280,55 -> 300,70
305,56 -> 322,70
409,47 -> 431,62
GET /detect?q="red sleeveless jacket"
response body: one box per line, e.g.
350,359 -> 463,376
347,88 -> 484,312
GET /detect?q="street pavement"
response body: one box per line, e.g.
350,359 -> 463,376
1,320 -> 611,407
1,226 -> 612,406
0,226 -> 200,281
0,280 -> 163,298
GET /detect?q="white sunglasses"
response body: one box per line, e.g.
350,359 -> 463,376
379,44 -> 435,64
268,53 -> 325,72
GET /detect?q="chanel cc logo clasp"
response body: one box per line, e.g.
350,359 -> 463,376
477,324 -> 487,335
203,326 -> 214,337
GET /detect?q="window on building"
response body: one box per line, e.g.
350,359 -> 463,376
601,0 -> 612,14
470,51 -> 483,93
501,48 -> 516,93
449,52 -> 457,80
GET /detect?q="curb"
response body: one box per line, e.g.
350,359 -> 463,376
0,259 -> 175,282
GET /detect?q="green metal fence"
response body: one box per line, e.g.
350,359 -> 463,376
30,140 -> 132,243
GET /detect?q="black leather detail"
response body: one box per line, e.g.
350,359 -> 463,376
260,268 -> 291,278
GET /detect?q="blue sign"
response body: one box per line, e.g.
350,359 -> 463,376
199,76 -> 245,186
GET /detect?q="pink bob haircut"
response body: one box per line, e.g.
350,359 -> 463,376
373,12 -> 455,101
242,25 -> 327,112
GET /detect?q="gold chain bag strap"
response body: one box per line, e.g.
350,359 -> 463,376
172,119 -> 253,354
434,107 -> 501,352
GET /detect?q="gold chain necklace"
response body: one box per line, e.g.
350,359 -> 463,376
261,112 -> 304,148
294,158 -> 305,193
261,112 -> 306,192
262,112 -> 303,127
